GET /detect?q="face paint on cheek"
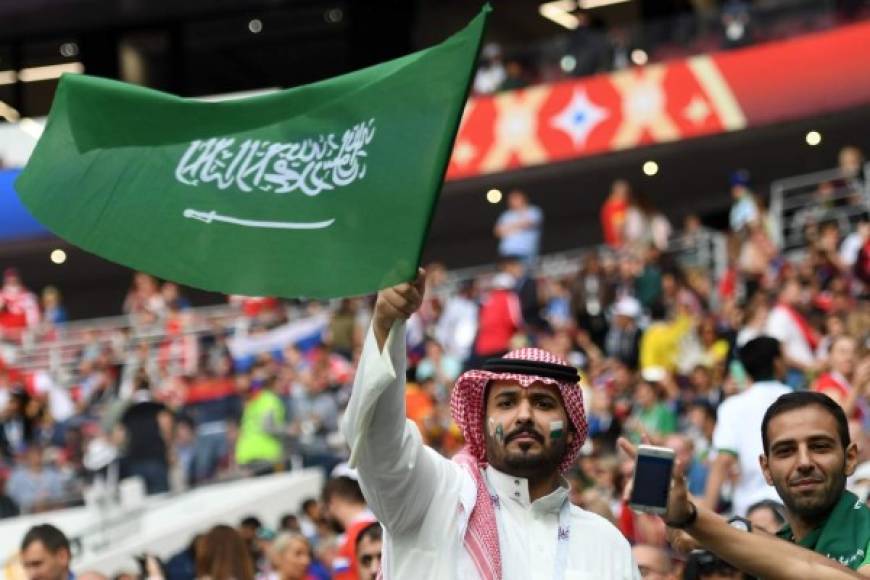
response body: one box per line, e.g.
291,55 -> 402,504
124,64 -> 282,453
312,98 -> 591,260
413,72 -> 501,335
488,418 -> 505,443
550,420 -> 565,440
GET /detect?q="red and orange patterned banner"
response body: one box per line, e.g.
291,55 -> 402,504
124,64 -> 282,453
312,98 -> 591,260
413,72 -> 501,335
446,20 -> 870,180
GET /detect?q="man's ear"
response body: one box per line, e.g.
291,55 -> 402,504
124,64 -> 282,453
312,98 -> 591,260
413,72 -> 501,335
759,453 -> 774,486
845,442 -> 859,477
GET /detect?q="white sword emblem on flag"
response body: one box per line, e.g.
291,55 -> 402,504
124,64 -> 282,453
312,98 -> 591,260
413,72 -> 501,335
182,208 -> 335,230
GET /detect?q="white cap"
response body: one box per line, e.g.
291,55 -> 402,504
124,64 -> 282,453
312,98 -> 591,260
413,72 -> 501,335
641,366 -> 667,383
613,296 -> 641,319
331,462 -> 360,481
491,273 -> 516,290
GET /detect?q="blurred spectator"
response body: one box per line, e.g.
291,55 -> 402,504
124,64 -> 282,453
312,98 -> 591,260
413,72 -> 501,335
321,476 -> 375,580
721,0 -> 754,49
500,255 -> 546,331
601,180 -> 630,248
472,43 -> 506,95
434,280 -> 478,362
735,294 -> 769,347
0,268 -> 41,342
640,302 -> 692,373
183,361 -> 240,484
236,369 -> 285,474
118,374 -> 173,494
493,189 -> 543,266
161,282 -> 191,311
354,523 -> 382,580
605,296 -> 641,368
728,170 -> 758,235
765,278 -> 818,383
6,445 -> 68,513
172,415 -> 196,487
665,433 -> 708,497
626,373 -> 677,443
123,272 -> 166,323
840,213 -> 869,269
40,286 -> 68,326
1,387 -> 35,458
0,467 -> 20,518
565,13 -> 610,77
838,145 -> 865,186
745,499 -> 786,534
270,532 -> 316,580
704,336 -> 791,515
298,498 -> 321,542
632,544 -> 676,580
288,365 -> 339,471
239,516 -> 264,564
20,524 -> 72,580
255,527 -> 278,577
325,299 -> 358,360
623,191 -> 671,251
812,335 -> 869,420
198,524 -> 255,580
414,338 -> 461,401
471,273 -> 522,361
279,514 -> 302,534
498,58 -> 528,92
165,535 -> 203,580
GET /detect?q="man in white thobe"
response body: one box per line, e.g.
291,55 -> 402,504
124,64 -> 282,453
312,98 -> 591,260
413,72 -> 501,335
342,271 -> 639,579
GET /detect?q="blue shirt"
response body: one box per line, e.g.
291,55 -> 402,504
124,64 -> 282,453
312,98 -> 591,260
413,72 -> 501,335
497,206 -> 542,258
729,195 -> 758,232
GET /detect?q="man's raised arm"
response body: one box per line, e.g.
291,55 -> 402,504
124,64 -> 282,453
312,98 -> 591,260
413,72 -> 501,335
342,270 -> 460,533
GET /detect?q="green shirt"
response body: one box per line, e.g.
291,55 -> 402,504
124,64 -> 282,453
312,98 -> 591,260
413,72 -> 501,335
629,403 -> 677,443
236,390 -> 285,465
776,490 -> 870,570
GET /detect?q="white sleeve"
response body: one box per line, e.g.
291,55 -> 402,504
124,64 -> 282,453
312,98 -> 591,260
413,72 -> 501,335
712,400 -> 739,456
764,309 -> 789,342
342,321 -> 460,534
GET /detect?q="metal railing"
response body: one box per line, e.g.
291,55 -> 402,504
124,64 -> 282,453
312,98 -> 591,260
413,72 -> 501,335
441,229 -> 728,294
770,162 -> 870,256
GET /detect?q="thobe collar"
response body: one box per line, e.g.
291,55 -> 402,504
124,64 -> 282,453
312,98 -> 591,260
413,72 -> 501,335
485,465 -> 569,515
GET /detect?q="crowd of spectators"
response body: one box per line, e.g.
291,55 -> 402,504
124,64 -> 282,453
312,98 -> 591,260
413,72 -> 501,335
12,501 -> 382,580
470,0 -> 870,97
0,141 -> 868,579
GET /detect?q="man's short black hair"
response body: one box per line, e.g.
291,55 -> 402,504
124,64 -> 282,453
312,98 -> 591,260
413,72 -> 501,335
738,336 -> 781,381
21,524 -> 70,554
761,391 -> 850,456
239,516 -> 262,530
355,522 -> 383,551
322,476 -> 366,505
689,399 -> 717,423
300,498 -> 317,515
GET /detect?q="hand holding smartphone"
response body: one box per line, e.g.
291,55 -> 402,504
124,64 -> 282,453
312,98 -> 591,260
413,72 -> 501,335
628,445 -> 676,515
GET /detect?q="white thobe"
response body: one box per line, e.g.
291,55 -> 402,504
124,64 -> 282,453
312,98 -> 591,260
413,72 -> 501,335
342,321 -> 640,580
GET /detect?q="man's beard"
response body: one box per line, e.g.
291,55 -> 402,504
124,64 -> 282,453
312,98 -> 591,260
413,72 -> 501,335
773,466 -> 846,523
485,424 -> 567,479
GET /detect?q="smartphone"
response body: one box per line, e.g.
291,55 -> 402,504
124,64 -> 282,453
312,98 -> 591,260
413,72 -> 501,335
629,445 -> 676,515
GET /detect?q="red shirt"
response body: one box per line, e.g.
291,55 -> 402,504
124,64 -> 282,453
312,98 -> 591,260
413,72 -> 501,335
333,516 -> 377,580
474,289 -> 521,357
600,198 -> 628,247
813,372 -> 862,421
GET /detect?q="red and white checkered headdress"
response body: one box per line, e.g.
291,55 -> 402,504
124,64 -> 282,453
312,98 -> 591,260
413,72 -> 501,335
450,347 -> 587,472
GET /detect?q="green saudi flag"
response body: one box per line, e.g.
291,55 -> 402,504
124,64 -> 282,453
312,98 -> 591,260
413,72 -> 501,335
16,7 -> 489,299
